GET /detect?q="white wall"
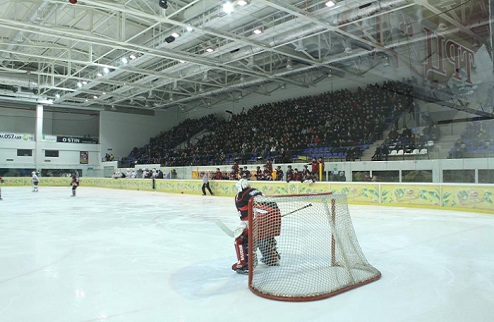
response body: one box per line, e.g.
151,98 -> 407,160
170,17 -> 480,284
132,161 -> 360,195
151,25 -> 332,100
99,109 -> 187,159
45,111 -> 99,137
0,106 -> 99,137
0,106 -> 36,132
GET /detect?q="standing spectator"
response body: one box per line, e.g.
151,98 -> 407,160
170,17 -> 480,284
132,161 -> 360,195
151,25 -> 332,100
286,165 -> 294,182
215,168 -> 223,180
371,145 -> 382,161
302,165 -> 311,181
338,171 -> 347,182
266,160 -> 273,175
202,172 -> 214,196
275,166 -> 284,181
310,158 -> 318,175
262,165 -> 273,181
254,166 -> 262,180
156,169 -> 164,179
232,162 -> 240,179
241,166 -> 251,179
294,168 -> 303,182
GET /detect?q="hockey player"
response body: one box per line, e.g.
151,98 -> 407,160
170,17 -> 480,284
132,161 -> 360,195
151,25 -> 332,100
71,173 -> 79,197
31,171 -> 40,192
232,178 -> 280,274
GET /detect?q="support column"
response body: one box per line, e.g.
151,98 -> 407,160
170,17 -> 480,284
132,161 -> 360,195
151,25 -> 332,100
490,0 -> 494,111
35,104 -> 43,171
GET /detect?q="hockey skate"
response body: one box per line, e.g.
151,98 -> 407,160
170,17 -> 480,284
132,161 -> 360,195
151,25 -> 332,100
259,238 -> 281,266
232,262 -> 249,274
261,256 -> 280,266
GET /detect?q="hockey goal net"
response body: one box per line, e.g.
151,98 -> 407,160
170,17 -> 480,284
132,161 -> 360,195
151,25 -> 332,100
247,192 -> 381,301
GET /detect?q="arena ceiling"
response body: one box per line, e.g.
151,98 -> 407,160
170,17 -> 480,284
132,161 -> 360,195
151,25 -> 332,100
0,0 -> 492,116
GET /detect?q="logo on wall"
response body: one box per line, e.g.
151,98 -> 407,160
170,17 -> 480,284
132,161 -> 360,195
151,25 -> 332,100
80,151 -> 88,164
0,133 -> 35,141
57,136 -> 98,144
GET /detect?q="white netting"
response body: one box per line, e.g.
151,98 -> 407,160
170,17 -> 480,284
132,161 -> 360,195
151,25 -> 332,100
248,193 -> 381,301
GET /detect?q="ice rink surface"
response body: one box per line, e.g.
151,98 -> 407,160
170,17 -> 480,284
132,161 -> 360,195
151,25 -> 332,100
0,186 -> 493,322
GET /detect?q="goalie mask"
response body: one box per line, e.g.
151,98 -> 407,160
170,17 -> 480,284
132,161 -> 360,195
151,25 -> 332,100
235,178 -> 250,192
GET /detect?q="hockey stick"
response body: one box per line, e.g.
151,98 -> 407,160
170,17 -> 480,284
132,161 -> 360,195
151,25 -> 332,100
281,203 -> 312,217
216,203 -> 313,237
215,220 -> 234,237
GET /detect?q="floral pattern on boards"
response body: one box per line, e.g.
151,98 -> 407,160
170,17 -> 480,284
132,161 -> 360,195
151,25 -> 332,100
1,177 -> 492,213
442,185 -> 494,210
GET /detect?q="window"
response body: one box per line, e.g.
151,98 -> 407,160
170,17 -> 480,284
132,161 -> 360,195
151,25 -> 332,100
402,170 -> 433,183
478,170 -> 494,184
45,150 -> 59,157
443,169 -> 475,183
17,149 -> 32,156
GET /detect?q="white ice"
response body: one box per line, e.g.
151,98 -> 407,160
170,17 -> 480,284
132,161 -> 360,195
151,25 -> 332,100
0,187 -> 493,322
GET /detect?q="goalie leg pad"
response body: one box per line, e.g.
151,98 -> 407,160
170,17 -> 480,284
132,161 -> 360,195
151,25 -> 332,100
258,237 -> 280,266
232,236 -> 249,272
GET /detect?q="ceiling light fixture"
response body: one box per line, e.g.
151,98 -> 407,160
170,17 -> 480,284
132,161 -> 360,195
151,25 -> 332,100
253,28 -> 262,35
325,1 -> 336,7
206,47 -> 214,53
237,0 -> 248,6
171,32 -> 180,38
286,59 -> 293,70
129,54 -> 137,60
121,57 -> 128,64
159,0 -> 168,9
223,2 -> 234,14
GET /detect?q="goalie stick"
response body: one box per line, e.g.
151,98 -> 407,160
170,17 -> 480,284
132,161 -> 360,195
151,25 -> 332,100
215,220 -> 235,237
215,203 -> 312,237
281,203 -> 312,217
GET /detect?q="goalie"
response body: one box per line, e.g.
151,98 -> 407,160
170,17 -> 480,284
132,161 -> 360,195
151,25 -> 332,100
232,179 -> 281,274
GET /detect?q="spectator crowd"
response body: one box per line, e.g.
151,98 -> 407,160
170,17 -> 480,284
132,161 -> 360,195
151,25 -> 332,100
123,80 -> 414,168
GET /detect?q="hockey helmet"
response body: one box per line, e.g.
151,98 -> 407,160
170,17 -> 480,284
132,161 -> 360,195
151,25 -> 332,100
235,178 -> 250,192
